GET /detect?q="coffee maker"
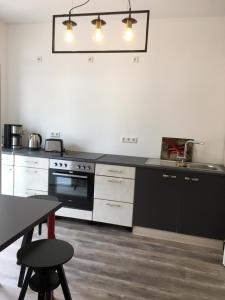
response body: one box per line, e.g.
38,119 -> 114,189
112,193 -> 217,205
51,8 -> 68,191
4,124 -> 23,149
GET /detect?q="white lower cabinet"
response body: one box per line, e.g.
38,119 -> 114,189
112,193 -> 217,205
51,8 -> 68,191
1,165 -> 14,195
14,166 -> 48,197
93,199 -> 133,227
22,190 -> 48,197
94,175 -> 135,203
93,164 -> 135,227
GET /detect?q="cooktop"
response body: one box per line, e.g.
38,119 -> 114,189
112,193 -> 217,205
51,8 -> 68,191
62,151 -> 104,161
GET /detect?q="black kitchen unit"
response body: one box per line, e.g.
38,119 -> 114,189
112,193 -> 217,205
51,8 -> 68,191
134,167 -> 225,240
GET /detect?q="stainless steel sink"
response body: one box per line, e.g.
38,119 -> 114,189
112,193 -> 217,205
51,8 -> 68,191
145,158 -> 224,173
186,163 -> 224,173
185,163 -> 221,171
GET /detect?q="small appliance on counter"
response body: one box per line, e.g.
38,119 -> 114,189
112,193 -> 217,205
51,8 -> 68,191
44,139 -> 64,154
28,133 -> 42,150
4,124 -> 23,149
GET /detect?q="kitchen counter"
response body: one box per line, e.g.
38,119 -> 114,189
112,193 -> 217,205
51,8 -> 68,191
97,154 -> 148,167
1,148 -> 104,162
142,158 -> 225,176
2,148 -> 225,175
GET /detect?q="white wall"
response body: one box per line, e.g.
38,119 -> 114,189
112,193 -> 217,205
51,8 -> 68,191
0,21 -> 7,125
6,17 -> 225,163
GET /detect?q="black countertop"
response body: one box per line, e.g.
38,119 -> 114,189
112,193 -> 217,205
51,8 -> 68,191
97,154 -> 148,167
0,195 -> 62,252
2,148 -> 104,162
2,148 -> 225,176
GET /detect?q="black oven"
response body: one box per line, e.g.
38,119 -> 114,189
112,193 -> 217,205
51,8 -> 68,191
49,159 -> 95,211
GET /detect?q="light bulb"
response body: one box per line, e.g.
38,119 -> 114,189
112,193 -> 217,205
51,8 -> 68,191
94,28 -> 104,42
124,27 -> 133,42
122,17 -> 137,42
65,28 -> 74,43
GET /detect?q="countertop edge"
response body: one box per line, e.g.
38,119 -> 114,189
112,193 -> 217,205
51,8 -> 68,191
2,149 -> 225,176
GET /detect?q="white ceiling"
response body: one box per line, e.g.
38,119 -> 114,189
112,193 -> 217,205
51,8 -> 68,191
0,0 -> 225,24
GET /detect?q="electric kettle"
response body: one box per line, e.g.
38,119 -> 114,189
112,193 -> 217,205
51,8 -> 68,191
28,133 -> 42,150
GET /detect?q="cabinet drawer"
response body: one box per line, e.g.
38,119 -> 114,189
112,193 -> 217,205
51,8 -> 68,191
93,199 -> 133,227
2,154 -> 14,166
94,175 -> 135,203
14,166 -> 48,196
1,165 -> 14,195
15,155 -> 49,169
95,164 -> 135,179
20,190 -> 48,198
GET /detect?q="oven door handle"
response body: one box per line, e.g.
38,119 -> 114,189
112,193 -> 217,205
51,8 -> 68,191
52,172 -> 88,179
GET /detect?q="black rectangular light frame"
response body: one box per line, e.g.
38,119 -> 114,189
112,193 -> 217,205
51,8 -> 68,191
52,10 -> 150,53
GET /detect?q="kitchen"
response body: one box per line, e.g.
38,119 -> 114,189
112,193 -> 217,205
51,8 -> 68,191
0,0 -> 225,299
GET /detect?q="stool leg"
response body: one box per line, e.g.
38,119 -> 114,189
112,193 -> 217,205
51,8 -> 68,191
45,292 -> 52,300
57,266 -> 72,300
38,293 -> 45,300
18,267 -> 33,300
38,223 -> 42,235
18,266 -> 26,288
18,229 -> 34,288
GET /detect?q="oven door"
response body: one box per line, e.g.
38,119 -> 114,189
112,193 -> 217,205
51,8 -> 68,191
49,169 -> 94,210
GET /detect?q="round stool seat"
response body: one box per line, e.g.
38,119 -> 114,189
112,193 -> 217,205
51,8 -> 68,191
29,195 -> 58,202
17,239 -> 74,269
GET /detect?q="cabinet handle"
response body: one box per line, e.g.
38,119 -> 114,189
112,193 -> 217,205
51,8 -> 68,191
108,169 -> 122,173
162,174 -> 176,179
191,178 -> 199,182
162,174 -> 170,178
185,177 -> 191,181
106,203 -> 121,208
108,179 -> 122,184
24,161 -> 38,165
25,169 -> 38,174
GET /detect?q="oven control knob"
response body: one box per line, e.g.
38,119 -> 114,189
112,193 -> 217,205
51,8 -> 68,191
59,163 -> 63,167
80,166 -> 85,170
86,166 -> 91,171
54,162 -> 58,166
77,165 -> 81,169
64,163 -> 67,167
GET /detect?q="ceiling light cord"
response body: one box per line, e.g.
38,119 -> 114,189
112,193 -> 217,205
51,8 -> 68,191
128,0 -> 131,11
69,0 -> 91,15
128,0 -> 132,17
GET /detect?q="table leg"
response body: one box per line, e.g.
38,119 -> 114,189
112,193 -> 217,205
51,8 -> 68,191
47,213 -> 55,299
47,213 -> 55,239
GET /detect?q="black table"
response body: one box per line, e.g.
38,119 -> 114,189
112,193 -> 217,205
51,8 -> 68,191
0,194 -> 62,252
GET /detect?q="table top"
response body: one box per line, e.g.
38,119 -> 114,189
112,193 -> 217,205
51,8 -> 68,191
0,194 -> 62,252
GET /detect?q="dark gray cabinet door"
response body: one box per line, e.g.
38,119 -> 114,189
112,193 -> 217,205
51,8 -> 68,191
133,168 -> 181,231
177,172 -> 225,239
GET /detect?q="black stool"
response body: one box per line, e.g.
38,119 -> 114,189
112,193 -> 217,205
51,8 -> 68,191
17,239 -> 74,300
18,195 -> 59,288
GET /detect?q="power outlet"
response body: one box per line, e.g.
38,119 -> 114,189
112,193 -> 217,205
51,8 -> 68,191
132,56 -> 140,63
50,132 -> 61,138
88,56 -> 94,63
121,137 -> 138,144
37,56 -> 43,63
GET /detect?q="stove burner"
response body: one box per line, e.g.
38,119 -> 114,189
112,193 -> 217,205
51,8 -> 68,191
50,159 -> 95,174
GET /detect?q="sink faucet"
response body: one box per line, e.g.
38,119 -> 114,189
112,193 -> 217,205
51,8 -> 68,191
177,140 -> 205,164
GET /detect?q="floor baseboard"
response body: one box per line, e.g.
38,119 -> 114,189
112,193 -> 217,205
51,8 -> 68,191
133,226 -> 223,250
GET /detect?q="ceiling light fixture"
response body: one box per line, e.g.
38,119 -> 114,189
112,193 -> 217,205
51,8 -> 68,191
63,0 -> 90,43
91,15 -> 106,43
122,0 -> 137,42
52,0 -> 150,53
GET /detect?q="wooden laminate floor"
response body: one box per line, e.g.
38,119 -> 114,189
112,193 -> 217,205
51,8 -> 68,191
0,219 -> 225,300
